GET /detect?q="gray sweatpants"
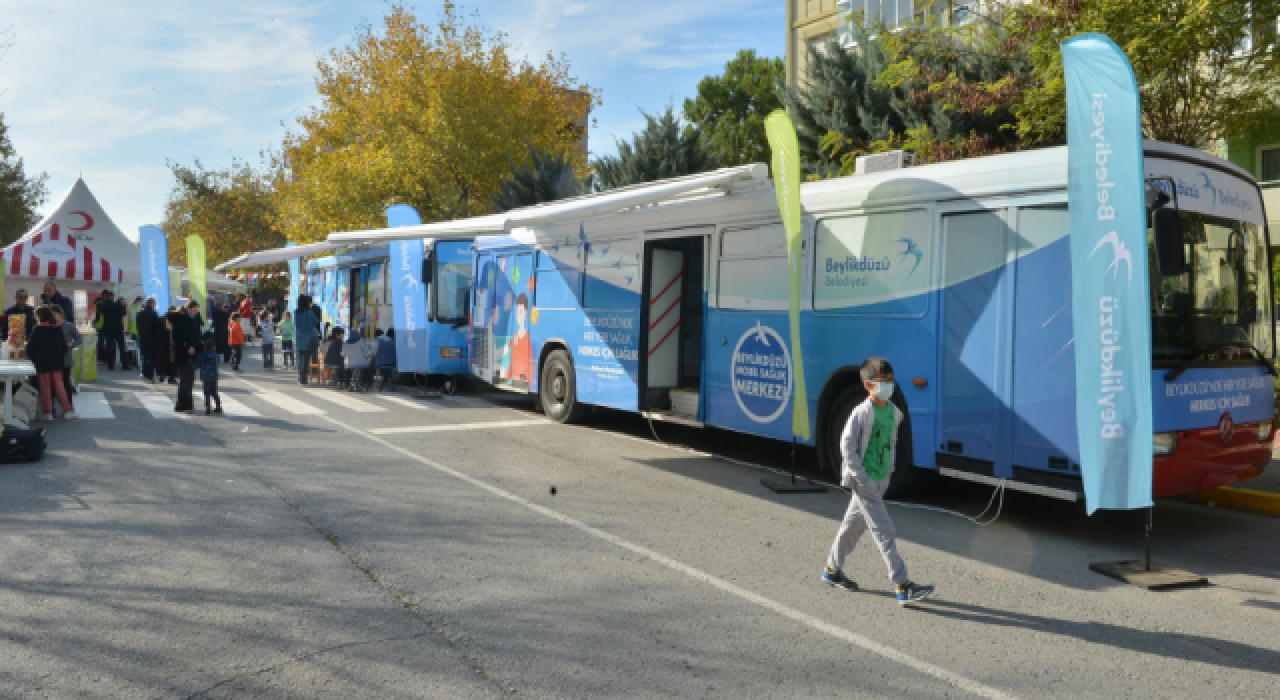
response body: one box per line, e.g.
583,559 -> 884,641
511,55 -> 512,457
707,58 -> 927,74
826,474 -> 909,584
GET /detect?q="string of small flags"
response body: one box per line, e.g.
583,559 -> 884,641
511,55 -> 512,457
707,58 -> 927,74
227,271 -> 293,282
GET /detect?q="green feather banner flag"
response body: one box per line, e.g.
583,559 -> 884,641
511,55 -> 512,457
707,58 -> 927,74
185,235 -> 207,308
763,110 -> 811,440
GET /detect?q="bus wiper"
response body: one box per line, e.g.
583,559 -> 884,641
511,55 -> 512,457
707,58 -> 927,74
1164,342 -> 1278,381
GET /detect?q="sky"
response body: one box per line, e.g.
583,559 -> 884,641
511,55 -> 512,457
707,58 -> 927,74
0,0 -> 783,243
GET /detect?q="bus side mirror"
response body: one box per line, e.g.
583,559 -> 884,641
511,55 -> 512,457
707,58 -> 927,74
1153,209 -> 1185,277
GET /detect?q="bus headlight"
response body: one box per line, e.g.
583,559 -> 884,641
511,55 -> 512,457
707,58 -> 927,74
1153,432 -> 1178,456
1258,420 -> 1273,442
440,347 -> 465,358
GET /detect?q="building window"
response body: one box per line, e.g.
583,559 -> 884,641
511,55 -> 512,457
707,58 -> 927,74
836,0 -> 918,43
1261,145 -> 1280,183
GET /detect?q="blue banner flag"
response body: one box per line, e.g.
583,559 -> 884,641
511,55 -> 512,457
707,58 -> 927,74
1062,33 -> 1153,514
286,242 -> 300,311
386,204 -> 428,372
138,225 -> 170,306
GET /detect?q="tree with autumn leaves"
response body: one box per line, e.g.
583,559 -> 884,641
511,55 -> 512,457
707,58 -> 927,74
163,3 -> 596,270
271,3 -> 596,243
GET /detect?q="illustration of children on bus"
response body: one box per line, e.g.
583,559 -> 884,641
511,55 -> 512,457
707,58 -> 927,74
501,292 -> 533,387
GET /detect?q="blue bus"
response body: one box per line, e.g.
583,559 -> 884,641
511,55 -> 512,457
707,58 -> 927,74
462,144 -> 1275,501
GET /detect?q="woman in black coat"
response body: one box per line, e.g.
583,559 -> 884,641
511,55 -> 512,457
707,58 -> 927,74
211,302 -> 231,362
154,311 -> 177,384
26,306 -> 75,418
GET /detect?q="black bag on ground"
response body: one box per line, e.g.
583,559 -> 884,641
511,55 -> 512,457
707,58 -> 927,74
0,428 -> 46,463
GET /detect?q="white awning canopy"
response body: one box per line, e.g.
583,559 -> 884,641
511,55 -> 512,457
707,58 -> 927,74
324,163 -> 769,244
215,241 -> 340,271
327,213 -> 508,245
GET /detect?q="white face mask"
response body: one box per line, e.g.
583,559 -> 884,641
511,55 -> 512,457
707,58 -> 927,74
872,380 -> 895,401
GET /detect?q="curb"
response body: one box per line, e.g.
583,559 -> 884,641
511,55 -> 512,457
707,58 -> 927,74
1178,486 -> 1280,518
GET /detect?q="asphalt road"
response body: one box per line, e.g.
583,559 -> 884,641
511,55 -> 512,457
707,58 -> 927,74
1,366 -> 1278,698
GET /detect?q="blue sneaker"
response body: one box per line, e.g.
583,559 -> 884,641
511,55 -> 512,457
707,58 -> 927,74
896,581 -> 934,607
822,567 -> 858,591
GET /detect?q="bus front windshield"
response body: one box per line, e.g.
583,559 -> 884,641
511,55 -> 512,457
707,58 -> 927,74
1149,212 -> 1274,363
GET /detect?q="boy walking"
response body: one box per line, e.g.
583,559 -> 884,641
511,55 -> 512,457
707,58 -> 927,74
259,310 -> 276,370
197,339 -> 223,415
823,357 -> 933,607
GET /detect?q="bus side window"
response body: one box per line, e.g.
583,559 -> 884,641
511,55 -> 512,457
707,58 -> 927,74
536,250 -> 582,308
718,224 -> 789,311
583,239 -> 640,310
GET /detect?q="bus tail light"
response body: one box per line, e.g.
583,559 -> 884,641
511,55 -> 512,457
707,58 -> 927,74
440,347 -> 465,358
1152,432 -> 1178,456
1258,420 -> 1273,442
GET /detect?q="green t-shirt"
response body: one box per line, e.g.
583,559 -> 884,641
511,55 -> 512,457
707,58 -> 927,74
862,402 -> 896,482
279,320 -> 295,341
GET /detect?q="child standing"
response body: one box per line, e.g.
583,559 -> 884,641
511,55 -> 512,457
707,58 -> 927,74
228,312 -> 245,371
279,311 -> 295,368
197,339 -> 223,415
25,306 -> 77,420
259,310 -> 276,370
823,357 -> 933,607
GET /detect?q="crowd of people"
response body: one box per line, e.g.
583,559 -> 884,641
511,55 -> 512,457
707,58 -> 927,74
7,284 -> 402,417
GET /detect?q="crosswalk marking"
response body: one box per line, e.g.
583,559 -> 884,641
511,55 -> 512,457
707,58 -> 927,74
73,392 -> 115,419
133,392 -> 182,419
369,419 -> 548,435
253,390 -> 326,415
216,393 -> 261,418
306,390 -> 386,413
377,395 -> 433,410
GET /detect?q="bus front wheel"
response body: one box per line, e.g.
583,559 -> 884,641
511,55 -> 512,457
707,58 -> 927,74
541,349 -> 587,424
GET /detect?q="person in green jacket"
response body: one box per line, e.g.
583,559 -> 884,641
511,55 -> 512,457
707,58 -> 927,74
279,311 -> 296,368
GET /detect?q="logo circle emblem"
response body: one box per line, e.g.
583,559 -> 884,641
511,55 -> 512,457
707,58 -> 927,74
1219,412 -> 1235,444
730,322 -> 792,424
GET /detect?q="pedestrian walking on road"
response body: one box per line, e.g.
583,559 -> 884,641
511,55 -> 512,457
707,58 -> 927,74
170,303 -> 202,412
197,339 -> 223,415
154,310 -> 177,384
94,291 -> 131,371
823,357 -> 934,607
259,310 -> 276,370
26,306 -> 77,420
52,306 -> 80,406
294,296 -> 321,385
374,328 -> 396,390
279,311 -> 295,368
228,312 -> 245,372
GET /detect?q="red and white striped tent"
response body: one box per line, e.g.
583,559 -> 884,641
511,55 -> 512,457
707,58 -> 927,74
0,222 -> 124,283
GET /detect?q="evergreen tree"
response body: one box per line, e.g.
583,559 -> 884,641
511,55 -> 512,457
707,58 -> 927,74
592,107 -> 719,191
0,114 -> 49,245
490,142 -> 587,212
683,50 -> 785,167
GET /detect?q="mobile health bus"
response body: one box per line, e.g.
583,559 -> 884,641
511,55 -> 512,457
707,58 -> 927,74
464,142 -> 1275,501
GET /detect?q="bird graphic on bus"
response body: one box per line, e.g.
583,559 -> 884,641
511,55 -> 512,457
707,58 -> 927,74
578,224 -> 591,255
895,238 -> 923,277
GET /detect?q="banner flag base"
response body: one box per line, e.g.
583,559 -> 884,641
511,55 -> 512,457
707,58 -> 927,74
1089,561 -> 1206,590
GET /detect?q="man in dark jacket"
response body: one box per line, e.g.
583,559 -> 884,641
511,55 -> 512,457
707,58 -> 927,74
1,289 -> 37,340
40,281 -> 75,323
171,301 -> 202,412
136,297 -> 159,382
211,301 -> 231,362
94,291 -> 131,371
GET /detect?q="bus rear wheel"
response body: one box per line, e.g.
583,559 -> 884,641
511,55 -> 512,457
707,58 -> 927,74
541,349 -> 587,424
819,384 -> 921,500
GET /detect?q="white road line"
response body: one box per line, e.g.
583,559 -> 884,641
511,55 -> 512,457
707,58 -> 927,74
369,419 -> 548,435
321,414 -> 1015,700
73,392 -> 115,419
377,395 -> 433,410
252,390 -> 326,415
133,392 -> 183,419
216,393 -> 261,418
306,390 -> 386,413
